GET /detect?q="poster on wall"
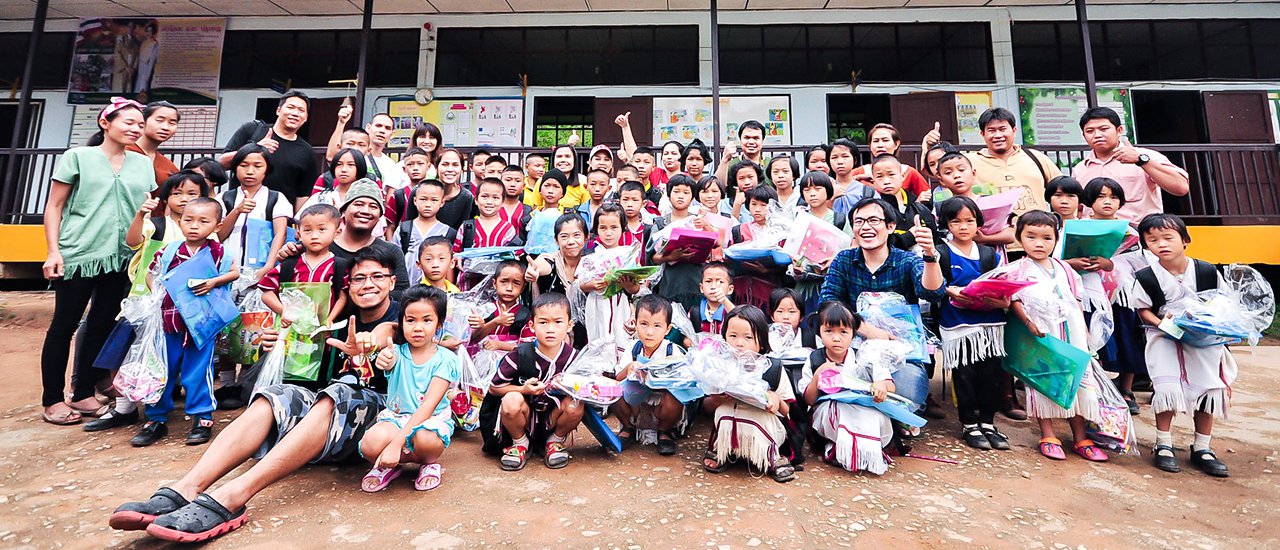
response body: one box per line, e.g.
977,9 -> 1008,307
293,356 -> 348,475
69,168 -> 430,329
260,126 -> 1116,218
651,96 -> 792,146
67,17 -> 225,105
1017,87 -> 1135,146
955,91 -> 993,146
1268,91 -> 1280,144
385,97 -> 524,148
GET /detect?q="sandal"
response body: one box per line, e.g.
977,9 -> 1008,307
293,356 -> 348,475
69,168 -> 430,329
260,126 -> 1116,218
1073,439 -> 1109,462
544,440 -> 571,469
67,398 -> 109,418
770,456 -> 796,483
360,466 -> 402,493
500,444 -> 528,471
616,426 -> 636,450
414,463 -> 443,491
109,487 -> 190,531
41,404 -> 82,426
703,450 -> 728,473
145,493 -> 248,543
657,431 -> 678,456
1039,437 -> 1066,460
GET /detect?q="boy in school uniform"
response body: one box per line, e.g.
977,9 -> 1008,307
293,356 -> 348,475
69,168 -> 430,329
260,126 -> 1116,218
394,180 -> 458,285
480,293 -> 585,471
132,198 -> 240,448
689,262 -> 735,337
257,204 -> 351,324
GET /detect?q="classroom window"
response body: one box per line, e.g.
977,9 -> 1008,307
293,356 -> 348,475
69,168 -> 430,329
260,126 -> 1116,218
0,32 -> 76,90
435,26 -> 698,87
220,29 -> 419,89
534,97 -> 593,149
1012,19 -> 1280,82
719,23 -> 994,85
826,94 -> 892,144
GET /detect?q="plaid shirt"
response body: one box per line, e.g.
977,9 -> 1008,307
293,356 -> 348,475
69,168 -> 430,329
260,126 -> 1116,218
819,246 -> 946,306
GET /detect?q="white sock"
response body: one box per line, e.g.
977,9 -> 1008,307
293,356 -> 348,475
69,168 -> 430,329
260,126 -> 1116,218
512,435 -> 529,448
547,433 -> 565,444
1155,430 -> 1173,448
114,399 -> 137,415
979,423 -> 995,431
1192,432 -> 1211,452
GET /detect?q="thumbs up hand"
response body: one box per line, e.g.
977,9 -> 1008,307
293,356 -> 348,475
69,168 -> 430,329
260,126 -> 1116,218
567,130 -> 581,147
375,336 -> 397,371
258,128 -> 280,153
1114,133 -> 1142,164
909,214 -> 936,256
923,121 -> 942,147
614,112 -> 631,129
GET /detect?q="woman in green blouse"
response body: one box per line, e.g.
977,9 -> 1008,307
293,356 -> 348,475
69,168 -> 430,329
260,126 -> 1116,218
40,98 -> 155,425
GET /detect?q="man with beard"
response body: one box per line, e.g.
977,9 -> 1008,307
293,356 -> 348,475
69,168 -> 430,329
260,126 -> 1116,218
108,245 -> 401,543
819,197 -> 945,414
220,90 -> 320,211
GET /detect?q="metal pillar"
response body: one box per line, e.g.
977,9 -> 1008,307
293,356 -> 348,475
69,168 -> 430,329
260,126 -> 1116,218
1076,0 -> 1098,109
1,0 -> 48,223
353,0 -> 374,125
710,0 -> 721,158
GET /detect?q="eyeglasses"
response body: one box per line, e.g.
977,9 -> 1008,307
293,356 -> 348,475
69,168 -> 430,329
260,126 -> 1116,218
850,217 -> 886,228
350,273 -> 392,285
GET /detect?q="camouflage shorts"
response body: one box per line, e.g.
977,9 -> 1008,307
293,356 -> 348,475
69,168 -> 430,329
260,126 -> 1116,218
252,382 -> 386,465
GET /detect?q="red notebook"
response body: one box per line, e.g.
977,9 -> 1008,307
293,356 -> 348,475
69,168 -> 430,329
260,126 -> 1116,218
663,227 -> 719,264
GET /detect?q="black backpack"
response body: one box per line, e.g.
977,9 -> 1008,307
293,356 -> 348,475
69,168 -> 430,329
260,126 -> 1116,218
479,342 -> 539,455
398,221 -> 458,255
149,215 -> 169,242
219,188 -> 280,222
759,356 -> 806,466
1134,260 -> 1218,314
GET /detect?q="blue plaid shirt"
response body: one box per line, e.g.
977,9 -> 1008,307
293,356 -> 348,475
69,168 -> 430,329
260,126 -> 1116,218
819,247 -> 946,306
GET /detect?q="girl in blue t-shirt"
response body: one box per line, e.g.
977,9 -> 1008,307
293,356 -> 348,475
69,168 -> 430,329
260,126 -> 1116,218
360,286 -> 460,493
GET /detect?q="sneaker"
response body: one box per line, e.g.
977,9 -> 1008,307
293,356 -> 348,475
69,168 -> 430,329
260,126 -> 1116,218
1190,448 -> 1229,478
186,418 -> 215,446
84,409 -> 139,432
130,421 -> 168,447
1152,444 -> 1180,473
961,426 -> 991,450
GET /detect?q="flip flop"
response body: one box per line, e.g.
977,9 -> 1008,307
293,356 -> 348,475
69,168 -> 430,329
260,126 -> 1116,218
414,463 -> 442,491
145,493 -> 248,543
703,450 -> 727,473
770,456 -> 796,483
67,400 -> 109,418
42,406 -> 82,426
1039,437 -> 1066,460
360,466 -> 402,493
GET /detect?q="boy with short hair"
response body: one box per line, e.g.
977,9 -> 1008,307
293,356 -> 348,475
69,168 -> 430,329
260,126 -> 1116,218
500,165 -> 532,226
1131,213 -> 1236,478
611,294 -> 686,455
259,204 -> 350,324
630,147 -> 657,187
385,147 -> 432,237
577,168 -> 612,227
482,292 -> 584,471
394,180 -> 457,285
617,164 -> 641,184
937,152 -> 1015,246
133,197 -> 241,448
467,259 -> 532,353
522,154 -> 547,207
418,235 -> 459,292
690,261 -> 735,335
617,180 -> 651,247
868,153 -> 937,251
483,155 -> 508,180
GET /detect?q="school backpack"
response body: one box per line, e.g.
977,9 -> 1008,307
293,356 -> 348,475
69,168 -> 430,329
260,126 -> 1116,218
479,342 -> 539,455
1133,259 -> 1218,314
219,187 -> 281,221
149,215 -> 169,242
388,184 -> 420,227
398,221 -> 459,256
760,356 -> 807,466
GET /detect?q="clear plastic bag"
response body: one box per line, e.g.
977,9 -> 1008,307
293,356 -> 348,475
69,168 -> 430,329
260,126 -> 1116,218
252,287 -> 313,392
224,284 -> 275,365
114,292 -> 169,405
855,292 -> 938,363
1163,264 -> 1274,349
450,350 -> 500,431
1087,305 -> 1115,354
723,201 -> 793,266
685,336 -> 772,410
568,244 -> 643,320
1014,282 -> 1073,330
1083,361 -> 1138,454
442,278 -> 498,344
552,337 -> 622,405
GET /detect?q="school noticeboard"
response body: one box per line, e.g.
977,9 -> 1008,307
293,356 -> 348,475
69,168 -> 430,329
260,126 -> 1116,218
955,91 -> 993,146
69,104 -> 219,147
386,97 -> 524,148
651,96 -> 792,146
1017,87 -> 1135,147
68,17 -> 225,105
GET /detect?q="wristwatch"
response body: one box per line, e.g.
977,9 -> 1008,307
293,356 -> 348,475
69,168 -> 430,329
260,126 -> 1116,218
922,254 -> 938,263
1135,153 -> 1150,167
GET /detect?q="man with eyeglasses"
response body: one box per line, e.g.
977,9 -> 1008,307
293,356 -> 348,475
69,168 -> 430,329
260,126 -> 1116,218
819,197 -> 946,413
110,245 -> 403,542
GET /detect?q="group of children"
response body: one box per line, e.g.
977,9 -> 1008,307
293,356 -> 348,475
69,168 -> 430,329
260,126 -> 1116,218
103,119 -> 1245,494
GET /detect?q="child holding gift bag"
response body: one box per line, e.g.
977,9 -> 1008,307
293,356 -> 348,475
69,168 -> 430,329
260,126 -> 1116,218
133,198 -> 240,447
936,197 -> 1011,451
359,285 -> 460,492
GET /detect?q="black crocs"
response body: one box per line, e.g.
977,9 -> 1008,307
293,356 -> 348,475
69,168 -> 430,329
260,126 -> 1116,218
108,487 -> 189,531
657,431 -> 678,456
145,493 -> 248,543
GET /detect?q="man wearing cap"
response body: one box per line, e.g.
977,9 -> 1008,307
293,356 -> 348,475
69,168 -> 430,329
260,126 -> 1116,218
331,179 -> 409,301
1072,107 -> 1189,225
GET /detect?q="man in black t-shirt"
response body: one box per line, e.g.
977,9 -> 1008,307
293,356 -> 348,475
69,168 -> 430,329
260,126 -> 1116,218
220,90 -> 320,210
109,246 -> 400,543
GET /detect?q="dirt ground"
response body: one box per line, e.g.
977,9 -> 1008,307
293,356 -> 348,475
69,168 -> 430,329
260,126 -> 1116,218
1,290 -> 1277,550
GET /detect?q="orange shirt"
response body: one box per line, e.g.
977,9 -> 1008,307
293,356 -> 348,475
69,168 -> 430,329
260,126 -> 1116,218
126,143 -> 178,188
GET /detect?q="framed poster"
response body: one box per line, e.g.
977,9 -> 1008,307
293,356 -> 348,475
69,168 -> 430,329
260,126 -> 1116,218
70,105 -> 219,147
651,95 -> 792,146
1017,87 -> 1135,146
68,17 -> 225,105
955,91 -> 993,146
386,97 -> 524,148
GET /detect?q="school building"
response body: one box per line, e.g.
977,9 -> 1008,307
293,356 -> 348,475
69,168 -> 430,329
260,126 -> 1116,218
1,0 -> 1278,269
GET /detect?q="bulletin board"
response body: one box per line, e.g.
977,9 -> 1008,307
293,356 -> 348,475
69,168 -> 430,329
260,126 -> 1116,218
69,104 -> 219,147
385,96 -> 524,149
651,95 -> 792,146
1017,87 -> 1135,146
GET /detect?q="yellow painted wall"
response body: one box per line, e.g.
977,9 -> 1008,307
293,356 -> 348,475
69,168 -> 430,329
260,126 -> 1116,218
1,224 -> 1278,265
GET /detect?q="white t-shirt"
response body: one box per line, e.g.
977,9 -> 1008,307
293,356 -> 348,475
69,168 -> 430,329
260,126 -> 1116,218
371,152 -> 407,190
222,186 -> 294,268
